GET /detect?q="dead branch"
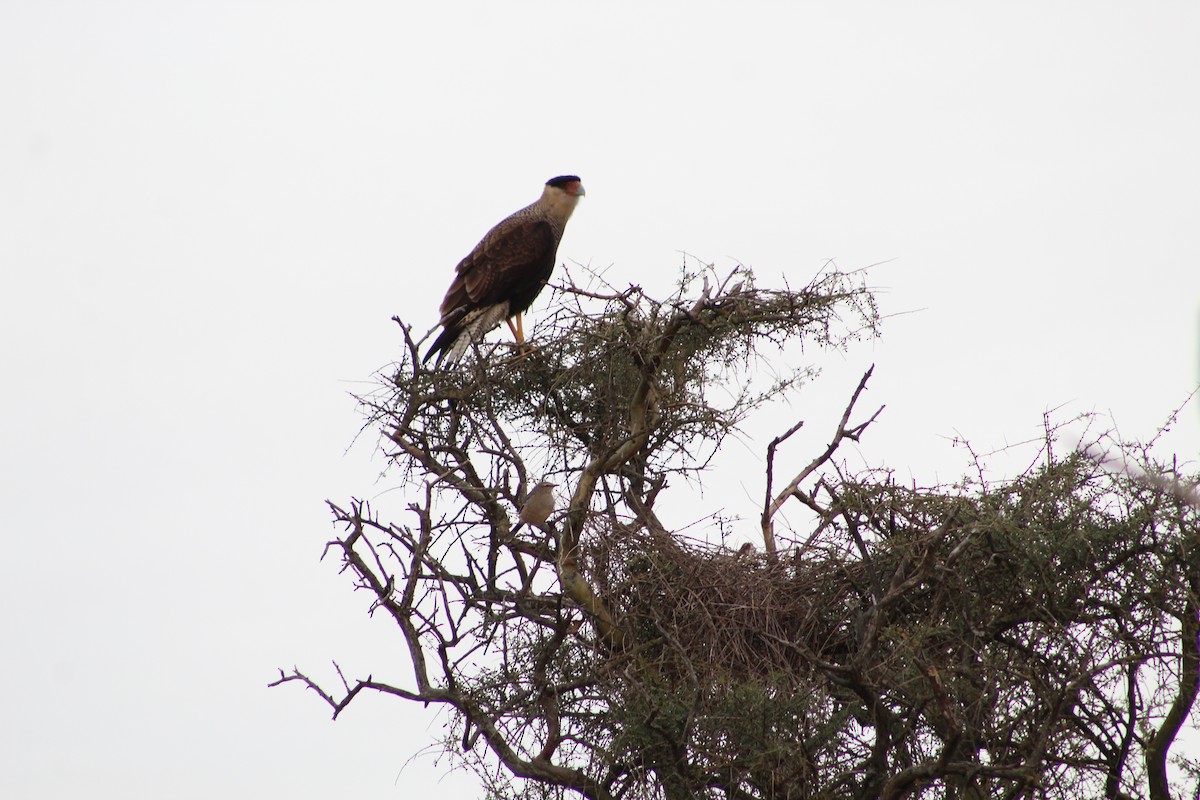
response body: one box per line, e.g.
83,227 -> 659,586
761,365 -> 885,548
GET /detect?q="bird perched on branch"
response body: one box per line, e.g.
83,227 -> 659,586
512,480 -> 558,536
487,480 -> 558,601
423,176 -> 586,366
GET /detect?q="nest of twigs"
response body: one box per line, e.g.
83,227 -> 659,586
582,527 -> 865,687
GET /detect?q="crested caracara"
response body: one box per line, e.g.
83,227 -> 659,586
423,175 -> 585,366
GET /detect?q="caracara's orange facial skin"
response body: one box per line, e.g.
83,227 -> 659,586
564,180 -> 585,197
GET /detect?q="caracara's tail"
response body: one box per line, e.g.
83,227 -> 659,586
422,303 -> 510,367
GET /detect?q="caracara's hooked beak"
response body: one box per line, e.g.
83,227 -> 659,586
550,176 -> 584,198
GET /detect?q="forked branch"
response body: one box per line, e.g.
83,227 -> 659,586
761,365 -> 884,553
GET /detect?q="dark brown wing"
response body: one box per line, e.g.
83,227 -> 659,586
424,218 -> 557,365
439,218 -> 555,319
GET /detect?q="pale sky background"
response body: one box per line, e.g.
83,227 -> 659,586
2,3 -> 1198,798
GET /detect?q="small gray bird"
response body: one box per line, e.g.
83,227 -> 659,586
487,480 -> 558,601
514,480 -> 558,535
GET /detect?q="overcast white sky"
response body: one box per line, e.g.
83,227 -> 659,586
2,3 -> 1198,798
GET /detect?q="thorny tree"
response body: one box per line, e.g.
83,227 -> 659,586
274,264 -> 1200,799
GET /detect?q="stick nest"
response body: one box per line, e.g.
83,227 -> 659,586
583,526 -> 860,687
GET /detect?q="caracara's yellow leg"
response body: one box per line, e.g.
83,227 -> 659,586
504,313 -> 527,345
501,314 -> 536,362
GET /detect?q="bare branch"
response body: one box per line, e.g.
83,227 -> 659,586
763,365 -> 884,536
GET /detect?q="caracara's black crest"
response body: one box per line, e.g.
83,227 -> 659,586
423,175 -> 585,366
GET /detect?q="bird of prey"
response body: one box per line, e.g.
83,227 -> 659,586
423,175 -> 585,366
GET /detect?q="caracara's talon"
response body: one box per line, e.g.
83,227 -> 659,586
498,343 -> 539,366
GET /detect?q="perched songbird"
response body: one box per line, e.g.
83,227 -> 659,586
487,480 -> 558,600
513,480 -> 558,535
423,176 -> 586,366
